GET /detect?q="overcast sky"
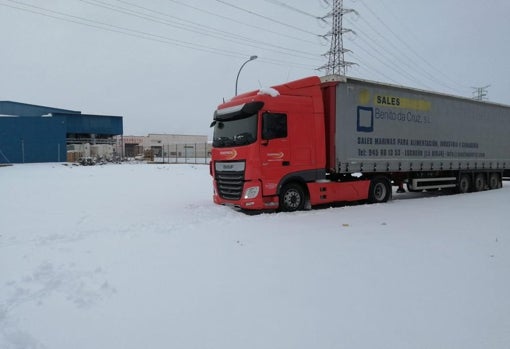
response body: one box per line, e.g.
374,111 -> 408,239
1,0 -> 509,137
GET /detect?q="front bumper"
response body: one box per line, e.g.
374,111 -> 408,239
213,180 -> 279,210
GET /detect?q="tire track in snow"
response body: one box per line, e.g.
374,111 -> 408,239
0,261 -> 116,348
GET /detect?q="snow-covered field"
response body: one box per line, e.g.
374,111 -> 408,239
1,163 -> 509,349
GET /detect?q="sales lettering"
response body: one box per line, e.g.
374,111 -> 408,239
376,95 -> 400,107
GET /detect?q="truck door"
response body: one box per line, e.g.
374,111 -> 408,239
260,112 -> 290,194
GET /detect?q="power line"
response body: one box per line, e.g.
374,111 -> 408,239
376,0 -> 468,91
214,0 -> 320,37
349,52 -> 399,84
165,0 -> 320,46
0,1 -> 244,60
0,1 -> 196,49
348,38 -> 434,89
114,0 -> 320,57
78,0 -> 319,60
0,0 -> 320,71
348,14 -> 438,88
355,0 -> 467,94
262,0 -> 322,20
345,18 -> 439,90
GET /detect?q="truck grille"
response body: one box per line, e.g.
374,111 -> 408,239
215,161 -> 246,200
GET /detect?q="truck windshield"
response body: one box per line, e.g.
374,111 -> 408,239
212,114 -> 258,147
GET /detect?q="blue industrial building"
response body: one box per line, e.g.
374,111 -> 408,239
0,101 -> 123,164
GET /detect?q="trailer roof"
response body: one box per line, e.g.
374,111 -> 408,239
320,75 -> 510,109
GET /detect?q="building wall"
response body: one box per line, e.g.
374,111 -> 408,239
0,116 -> 67,163
58,113 -> 123,135
117,134 -> 210,159
143,134 -> 208,148
0,101 -> 123,163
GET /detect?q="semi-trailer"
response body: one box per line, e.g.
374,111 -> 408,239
210,75 -> 510,211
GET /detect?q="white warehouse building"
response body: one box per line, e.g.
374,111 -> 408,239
118,134 -> 210,161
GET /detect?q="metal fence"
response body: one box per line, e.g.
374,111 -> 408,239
125,143 -> 212,164
0,140 -> 212,164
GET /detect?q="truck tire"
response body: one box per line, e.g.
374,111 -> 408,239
368,177 -> 391,203
489,173 -> 501,189
279,183 -> 305,212
473,173 -> 486,192
457,174 -> 471,193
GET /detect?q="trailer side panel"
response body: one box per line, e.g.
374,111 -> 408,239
335,79 -> 510,173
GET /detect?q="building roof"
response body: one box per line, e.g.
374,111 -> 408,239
0,101 -> 81,116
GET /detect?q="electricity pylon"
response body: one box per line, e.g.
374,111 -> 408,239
319,0 -> 357,76
471,85 -> 490,101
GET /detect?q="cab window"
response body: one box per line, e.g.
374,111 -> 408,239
262,112 -> 287,140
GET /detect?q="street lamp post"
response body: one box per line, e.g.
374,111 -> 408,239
235,55 -> 258,96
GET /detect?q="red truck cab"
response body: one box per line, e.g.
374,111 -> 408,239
210,76 -> 372,211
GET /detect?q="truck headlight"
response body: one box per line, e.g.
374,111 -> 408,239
244,186 -> 260,199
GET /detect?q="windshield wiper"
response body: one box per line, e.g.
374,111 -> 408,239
213,136 -> 234,147
234,133 -> 254,145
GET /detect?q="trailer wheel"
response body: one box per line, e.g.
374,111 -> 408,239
473,173 -> 486,192
457,174 -> 471,193
280,183 -> 305,212
489,173 -> 501,189
368,177 -> 391,203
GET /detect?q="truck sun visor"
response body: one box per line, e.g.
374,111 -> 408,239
214,101 -> 264,121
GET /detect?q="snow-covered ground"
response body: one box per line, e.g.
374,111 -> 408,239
1,163 -> 509,349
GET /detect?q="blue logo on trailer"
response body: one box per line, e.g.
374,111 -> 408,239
357,106 -> 374,132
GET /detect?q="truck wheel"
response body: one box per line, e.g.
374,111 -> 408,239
457,174 -> 471,193
473,173 -> 486,192
369,177 -> 391,203
489,173 -> 501,189
280,183 -> 305,212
